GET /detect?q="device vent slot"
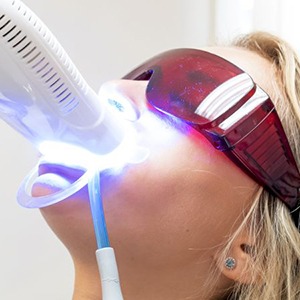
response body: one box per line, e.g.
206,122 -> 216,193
60,98 -> 79,114
22,46 -> 36,59
13,35 -> 28,48
23,8 -> 27,17
2,25 -> 16,37
27,51 -> 41,64
59,92 -> 72,103
41,67 -> 53,79
45,72 -> 57,84
7,29 -> 21,42
56,87 -> 68,97
52,82 -> 64,93
0,15 -> 6,26
51,83 -> 79,110
36,62 -> 49,73
48,77 -> 60,88
31,56 -> 45,69
56,88 -> 68,99
17,41 -> 31,53
0,19 -> 11,31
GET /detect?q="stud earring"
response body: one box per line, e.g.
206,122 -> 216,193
224,257 -> 236,270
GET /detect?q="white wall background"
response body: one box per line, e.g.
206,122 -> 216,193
1,0 -> 300,299
214,0 -> 300,52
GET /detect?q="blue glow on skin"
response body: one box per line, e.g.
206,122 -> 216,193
38,121 -> 149,172
22,105 -> 192,208
37,107 -> 186,174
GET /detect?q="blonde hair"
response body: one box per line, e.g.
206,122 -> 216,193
219,32 -> 300,300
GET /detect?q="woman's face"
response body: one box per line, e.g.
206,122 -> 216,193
33,46 -> 274,297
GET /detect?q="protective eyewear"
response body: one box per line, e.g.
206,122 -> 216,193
123,49 -> 300,217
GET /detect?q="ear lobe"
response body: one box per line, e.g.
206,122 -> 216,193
216,230 -> 257,285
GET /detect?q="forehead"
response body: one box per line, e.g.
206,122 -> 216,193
202,46 -> 275,99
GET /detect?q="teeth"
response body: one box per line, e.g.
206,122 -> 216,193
194,73 -> 254,121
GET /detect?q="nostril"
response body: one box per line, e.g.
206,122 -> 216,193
107,98 -> 125,113
106,94 -> 140,121
98,80 -> 145,121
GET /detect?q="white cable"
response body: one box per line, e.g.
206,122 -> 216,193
96,247 -> 124,300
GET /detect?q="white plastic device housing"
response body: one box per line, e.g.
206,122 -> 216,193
96,247 -> 124,300
0,0 -> 125,156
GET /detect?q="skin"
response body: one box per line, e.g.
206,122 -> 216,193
32,46 -> 275,300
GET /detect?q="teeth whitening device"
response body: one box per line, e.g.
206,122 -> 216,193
0,0 -> 138,299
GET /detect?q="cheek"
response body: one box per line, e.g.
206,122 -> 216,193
38,187 -> 98,264
101,135 -> 250,251
101,153 -> 254,273
38,118 -> 256,267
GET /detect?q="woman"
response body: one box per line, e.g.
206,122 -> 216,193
32,32 -> 300,299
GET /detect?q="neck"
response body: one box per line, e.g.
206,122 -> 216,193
71,257 -> 229,300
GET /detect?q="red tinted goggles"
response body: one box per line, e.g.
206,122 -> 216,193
123,49 -> 300,214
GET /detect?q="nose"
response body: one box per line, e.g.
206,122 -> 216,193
98,80 -> 149,121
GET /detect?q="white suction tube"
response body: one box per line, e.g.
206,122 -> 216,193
0,0 -> 125,155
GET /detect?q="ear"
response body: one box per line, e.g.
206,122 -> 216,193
215,229 -> 257,285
